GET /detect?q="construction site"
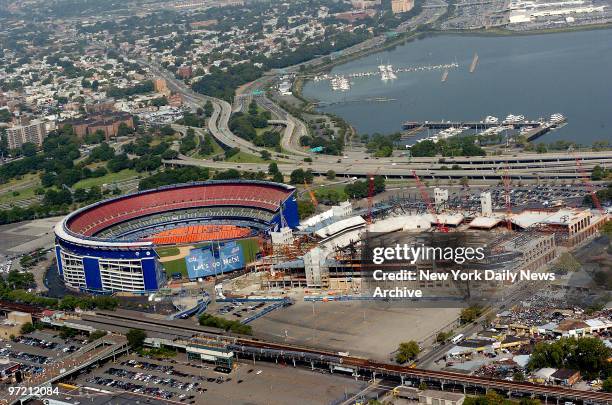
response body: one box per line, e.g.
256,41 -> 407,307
221,168 -> 609,299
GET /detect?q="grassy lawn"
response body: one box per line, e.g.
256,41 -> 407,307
72,169 -> 138,190
0,184 -> 39,205
156,246 -> 180,257
193,135 -> 224,158
161,258 -> 188,278
0,173 -> 42,205
226,151 -> 269,164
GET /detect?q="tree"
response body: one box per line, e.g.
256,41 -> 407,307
260,150 -> 271,160
536,143 -> 547,154
214,169 -> 241,180
395,341 -> 420,363
7,270 -> 35,289
248,100 -> 258,115
297,200 -> 315,220
203,100 -> 214,117
88,330 -> 107,342
271,171 -> 284,183
290,168 -> 310,184
126,328 -> 147,349
20,322 -> 35,334
519,399 -> 541,405
592,165 -> 606,181
460,305 -> 483,324
268,162 -> 279,175
117,122 -> 133,137
326,170 -> 336,180
160,125 -> 175,136
527,336 -> 611,379
436,331 -> 451,344
20,142 -> 38,157
603,376 -> 612,392
161,149 -> 179,160
551,252 -> 581,275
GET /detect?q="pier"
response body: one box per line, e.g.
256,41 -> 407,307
402,120 -> 543,130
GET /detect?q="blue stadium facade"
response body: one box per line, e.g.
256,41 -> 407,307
54,180 -> 299,294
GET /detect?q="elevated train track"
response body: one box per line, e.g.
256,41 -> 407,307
80,311 -> 612,404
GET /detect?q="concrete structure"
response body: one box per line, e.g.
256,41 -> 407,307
480,191 -> 492,217
511,208 -> 608,247
5,119 -> 47,149
419,390 -> 465,405
434,188 -> 449,210
271,226 -> 294,246
0,311 -> 32,339
391,0 -> 415,13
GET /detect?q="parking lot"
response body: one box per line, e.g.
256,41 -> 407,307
69,352 -> 364,405
212,300 -> 273,321
0,330 -> 81,369
383,183 -> 603,214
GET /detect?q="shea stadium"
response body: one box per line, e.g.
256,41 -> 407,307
54,180 -> 299,294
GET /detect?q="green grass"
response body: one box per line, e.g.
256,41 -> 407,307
161,258 -> 188,278
225,151 -> 268,163
193,135 -> 224,158
72,169 -> 138,190
155,246 -> 180,257
0,184 -> 39,205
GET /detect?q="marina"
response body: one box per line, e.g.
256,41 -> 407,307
404,113 -> 567,145
302,29 -> 612,143
313,62 -> 459,92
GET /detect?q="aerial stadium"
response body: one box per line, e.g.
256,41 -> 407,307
54,180 -> 299,294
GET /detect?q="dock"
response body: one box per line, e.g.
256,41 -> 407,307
402,120 -> 542,130
469,53 -> 479,73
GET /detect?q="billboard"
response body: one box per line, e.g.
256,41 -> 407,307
185,241 -> 244,279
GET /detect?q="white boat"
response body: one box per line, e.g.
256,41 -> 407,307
550,113 -> 565,123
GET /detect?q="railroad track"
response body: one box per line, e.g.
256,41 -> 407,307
90,310 -> 612,403
4,303 -> 609,403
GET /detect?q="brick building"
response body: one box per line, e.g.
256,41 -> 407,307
68,112 -> 134,140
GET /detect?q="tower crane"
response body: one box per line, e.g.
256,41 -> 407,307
412,170 -> 448,232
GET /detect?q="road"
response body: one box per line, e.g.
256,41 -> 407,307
163,150 -> 612,181
417,279 -> 545,368
139,59 -> 305,161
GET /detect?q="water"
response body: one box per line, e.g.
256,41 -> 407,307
302,29 -> 612,145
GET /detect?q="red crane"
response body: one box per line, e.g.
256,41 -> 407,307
367,174 -> 375,225
412,170 -> 448,232
575,156 -> 605,217
502,164 -> 513,230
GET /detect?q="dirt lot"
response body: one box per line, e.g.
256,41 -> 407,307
250,300 -> 459,361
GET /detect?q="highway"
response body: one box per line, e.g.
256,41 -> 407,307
163,150 -> 612,181
137,59 -> 316,160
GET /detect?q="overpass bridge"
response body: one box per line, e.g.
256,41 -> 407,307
163,150 -> 612,181
2,335 -> 129,405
